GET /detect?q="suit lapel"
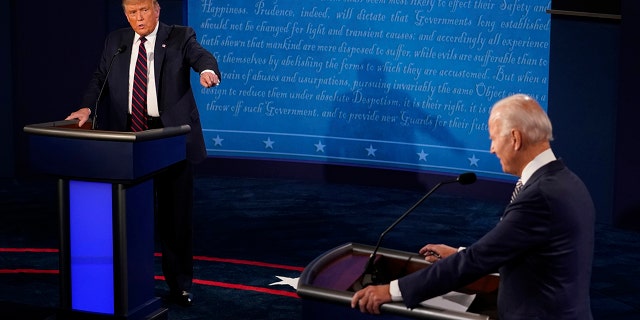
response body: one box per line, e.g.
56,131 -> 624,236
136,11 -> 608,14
111,31 -> 135,122
154,23 -> 171,108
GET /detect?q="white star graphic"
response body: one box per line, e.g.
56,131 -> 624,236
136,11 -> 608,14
417,149 -> 429,162
468,154 -> 480,167
314,140 -> 326,153
365,144 -> 377,157
269,276 -> 299,290
212,135 -> 224,146
263,137 -> 275,149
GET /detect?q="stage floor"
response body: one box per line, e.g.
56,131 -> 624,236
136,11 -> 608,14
1,175 -> 639,319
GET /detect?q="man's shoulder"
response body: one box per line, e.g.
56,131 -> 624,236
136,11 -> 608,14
158,23 -> 195,40
166,24 -> 191,30
533,160 -> 566,178
167,25 -> 196,35
533,160 -> 587,194
103,27 -> 134,50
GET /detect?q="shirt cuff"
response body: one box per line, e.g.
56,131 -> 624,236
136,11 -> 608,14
389,280 -> 403,302
200,69 -> 216,76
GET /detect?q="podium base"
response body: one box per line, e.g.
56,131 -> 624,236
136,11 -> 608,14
0,302 -> 168,320
55,308 -> 168,320
56,297 -> 167,320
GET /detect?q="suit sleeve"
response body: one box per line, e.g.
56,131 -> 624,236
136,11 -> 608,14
80,38 -> 112,108
398,186 -> 552,308
182,27 -> 221,78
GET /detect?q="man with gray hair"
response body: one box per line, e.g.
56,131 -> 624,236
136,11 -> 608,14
351,94 -> 595,319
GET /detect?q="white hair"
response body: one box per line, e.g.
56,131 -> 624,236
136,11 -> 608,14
489,94 -> 553,143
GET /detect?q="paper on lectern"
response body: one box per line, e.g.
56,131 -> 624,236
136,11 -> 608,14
419,291 -> 476,312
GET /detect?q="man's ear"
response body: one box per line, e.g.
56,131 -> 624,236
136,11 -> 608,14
511,129 -> 522,151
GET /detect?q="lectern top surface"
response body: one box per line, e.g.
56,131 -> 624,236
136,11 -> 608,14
24,120 -> 190,142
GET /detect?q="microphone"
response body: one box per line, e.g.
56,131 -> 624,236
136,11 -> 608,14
456,172 -> 477,185
91,45 -> 127,130
359,172 -> 477,288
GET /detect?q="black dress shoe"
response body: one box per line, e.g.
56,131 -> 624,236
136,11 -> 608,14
170,290 -> 193,307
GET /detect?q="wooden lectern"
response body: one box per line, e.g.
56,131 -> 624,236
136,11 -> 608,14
24,120 -> 190,320
298,243 -> 498,320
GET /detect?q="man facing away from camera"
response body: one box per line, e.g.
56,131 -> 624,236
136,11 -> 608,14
351,94 -> 595,320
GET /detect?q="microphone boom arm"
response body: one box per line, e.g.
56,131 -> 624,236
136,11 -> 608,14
364,180 -> 446,275
361,172 -> 476,282
92,45 -> 126,130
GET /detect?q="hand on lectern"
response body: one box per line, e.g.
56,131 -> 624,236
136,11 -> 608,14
351,284 -> 391,314
65,107 -> 91,127
419,244 -> 458,263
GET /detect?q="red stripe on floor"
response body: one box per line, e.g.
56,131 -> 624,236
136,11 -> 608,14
0,248 -> 59,253
154,275 -> 299,298
2,247 -> 303,300
3,248 -> 304,272
0,269 -> 59,274
192,255 -> 305,272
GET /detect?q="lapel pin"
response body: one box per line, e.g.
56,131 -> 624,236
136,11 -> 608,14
162,44 -> 166,48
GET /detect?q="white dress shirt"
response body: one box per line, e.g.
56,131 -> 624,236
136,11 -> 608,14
129,24 -> 160,117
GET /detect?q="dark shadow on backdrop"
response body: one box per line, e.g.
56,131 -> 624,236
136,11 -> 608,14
325,58 -> 465,187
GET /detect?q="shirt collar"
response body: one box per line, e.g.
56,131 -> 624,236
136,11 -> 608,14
520,148 -> 556,186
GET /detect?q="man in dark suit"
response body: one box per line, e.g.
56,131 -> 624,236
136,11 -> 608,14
351,94 -> 595,319
66,0 -> 220,306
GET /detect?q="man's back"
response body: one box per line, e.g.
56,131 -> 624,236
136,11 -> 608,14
497,160 -> 595,319
398,160 -> 595,319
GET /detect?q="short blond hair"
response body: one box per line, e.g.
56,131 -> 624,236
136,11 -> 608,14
122,0 -> 160,8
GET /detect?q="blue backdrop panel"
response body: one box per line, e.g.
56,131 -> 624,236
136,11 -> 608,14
188,0 -> 550,181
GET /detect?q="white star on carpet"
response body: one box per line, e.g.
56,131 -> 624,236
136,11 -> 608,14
269,276 -> 299,290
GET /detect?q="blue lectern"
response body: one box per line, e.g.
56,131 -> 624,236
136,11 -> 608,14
24,120 -> 190,320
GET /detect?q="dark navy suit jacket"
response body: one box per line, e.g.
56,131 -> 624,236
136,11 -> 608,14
81,22 -> 220,164
398,160 -> 595,319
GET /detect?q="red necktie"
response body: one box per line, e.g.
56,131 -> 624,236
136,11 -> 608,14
131,37 -> 148,132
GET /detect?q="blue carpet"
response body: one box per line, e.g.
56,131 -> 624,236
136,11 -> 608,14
1,175 -> 639,319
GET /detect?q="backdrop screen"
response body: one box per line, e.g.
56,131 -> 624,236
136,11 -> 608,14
188,0 -> 550,181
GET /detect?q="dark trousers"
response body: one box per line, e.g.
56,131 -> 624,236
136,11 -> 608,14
155,160 -> 194,293
142,115 -> 194,293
